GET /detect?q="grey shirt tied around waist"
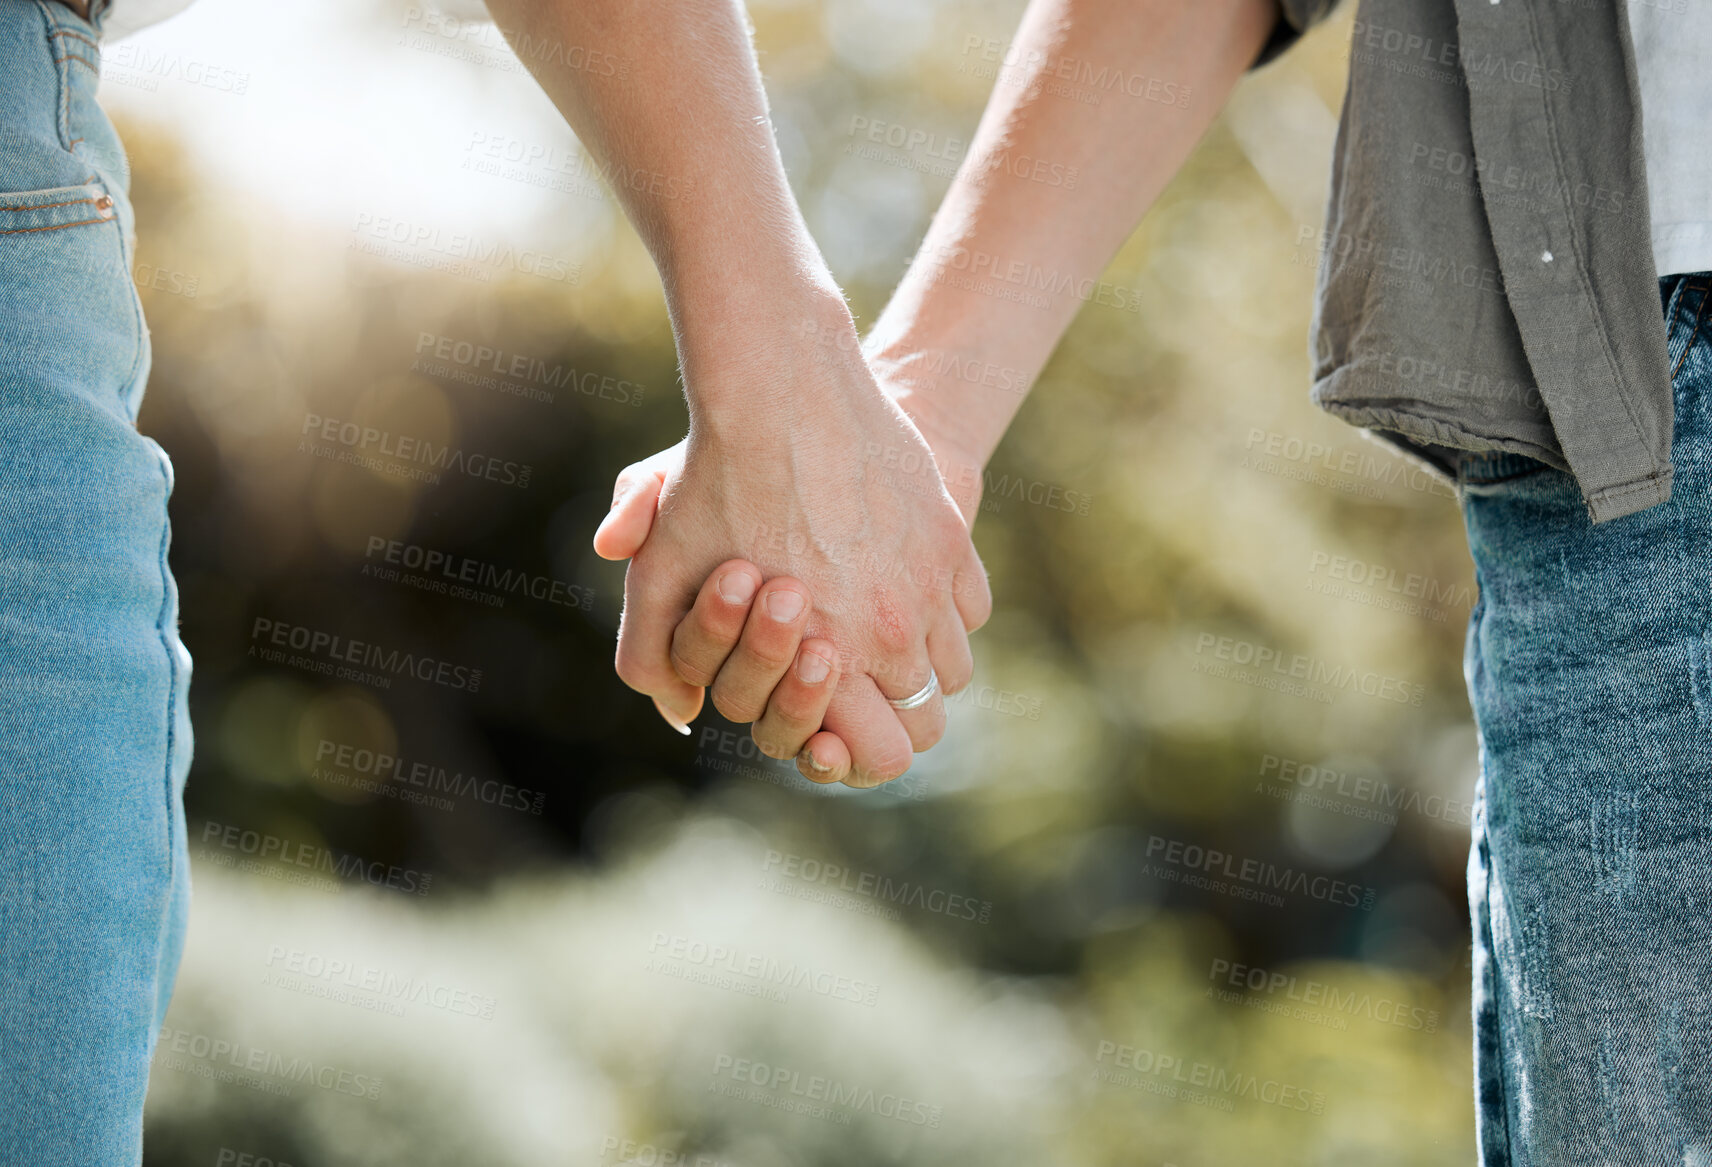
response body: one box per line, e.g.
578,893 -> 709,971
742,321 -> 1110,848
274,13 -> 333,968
1264,0 -> 1674,523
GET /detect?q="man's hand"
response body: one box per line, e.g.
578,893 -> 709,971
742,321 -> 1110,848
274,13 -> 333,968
598,323 -> 991,787
597,353 -> 991,784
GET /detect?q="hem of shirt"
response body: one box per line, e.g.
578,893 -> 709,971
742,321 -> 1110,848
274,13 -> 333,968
1652,225 -> 1712,282
1311,383 -> 1675,524
1581,470 -> 1674,523
1309,378 -> 1566,465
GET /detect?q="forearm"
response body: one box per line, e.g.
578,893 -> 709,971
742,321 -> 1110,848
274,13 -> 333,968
868,0 -> 1278,467
484,0 -> 853,415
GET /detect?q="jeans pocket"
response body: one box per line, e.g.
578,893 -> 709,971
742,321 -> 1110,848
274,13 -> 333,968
1454,450 -> 1579,525
0,179 -> 115,230
1456,449 -> 1558,489
0,179 -> 146,420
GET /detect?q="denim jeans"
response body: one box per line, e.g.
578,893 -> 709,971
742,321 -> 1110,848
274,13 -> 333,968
1459,273 -> 1712,1165
0,2 -> 193,1163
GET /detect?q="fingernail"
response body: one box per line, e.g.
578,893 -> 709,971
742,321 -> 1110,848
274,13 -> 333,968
652,698 -> 693,736
765,589 -> 804,622
798,746 -> 833,774
718,572 -> 757,605
796,651 -> 831,685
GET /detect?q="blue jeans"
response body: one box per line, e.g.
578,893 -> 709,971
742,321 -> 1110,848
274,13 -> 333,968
0,2 -> 193,1163
1460,273 -> 1712,1164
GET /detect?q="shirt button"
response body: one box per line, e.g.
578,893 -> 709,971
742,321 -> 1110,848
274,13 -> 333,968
1540,250 -> 1554,263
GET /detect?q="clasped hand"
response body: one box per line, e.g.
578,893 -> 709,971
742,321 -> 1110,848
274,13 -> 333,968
593,342 -> 989,787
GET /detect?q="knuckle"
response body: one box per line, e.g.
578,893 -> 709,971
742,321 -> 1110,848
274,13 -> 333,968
741,637 -> 796,674
709,680 -> 764,725
668,642 -> 716,688
868,747 -> 912,784
868,606 -> 920,659
751,729 -> 797,761
939,662 -> 973,696
771,687 -> 819,727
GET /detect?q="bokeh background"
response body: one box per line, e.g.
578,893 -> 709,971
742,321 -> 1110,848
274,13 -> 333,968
106,0 -> 1482,1162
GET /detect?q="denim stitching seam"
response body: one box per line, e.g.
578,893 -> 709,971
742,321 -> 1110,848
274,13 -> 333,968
1670,284 -> 1710,382
151,462 -> 178,888
0,195 -> 100,213
49,27 -> 98,50
1468,600 -> 1515,1167
27,1 -> 75,153
0,216 -> 109,236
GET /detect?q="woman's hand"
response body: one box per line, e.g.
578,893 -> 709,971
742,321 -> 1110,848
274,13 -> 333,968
598,334 -> 990,786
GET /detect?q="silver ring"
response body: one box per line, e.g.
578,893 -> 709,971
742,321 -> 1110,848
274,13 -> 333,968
887,669 -> 939,711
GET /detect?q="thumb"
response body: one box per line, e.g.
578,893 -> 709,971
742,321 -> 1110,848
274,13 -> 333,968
592,453 -> 673,561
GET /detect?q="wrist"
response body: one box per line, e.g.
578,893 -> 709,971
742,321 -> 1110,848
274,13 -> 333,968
662,202 -> 846,381
862,345 -> 1000,528
681,288 -> 873,432
865,342 -> 1006,471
